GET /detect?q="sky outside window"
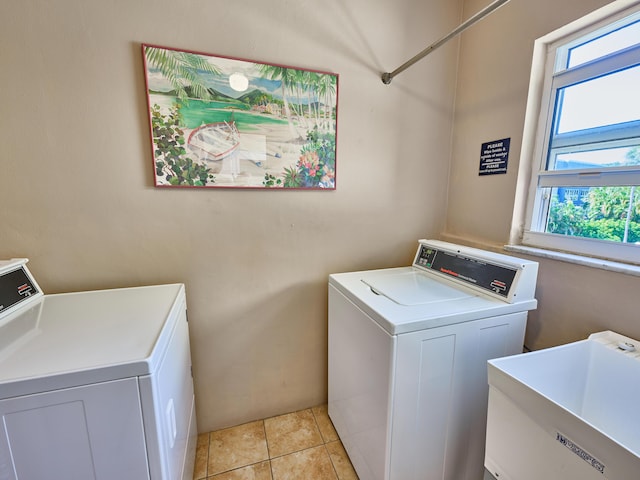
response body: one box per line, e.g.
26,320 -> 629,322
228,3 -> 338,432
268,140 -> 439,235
567,20 -> 640,68
556,64 -> 640,134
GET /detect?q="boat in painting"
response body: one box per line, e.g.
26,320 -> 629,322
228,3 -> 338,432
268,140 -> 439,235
187,121 -> 240,161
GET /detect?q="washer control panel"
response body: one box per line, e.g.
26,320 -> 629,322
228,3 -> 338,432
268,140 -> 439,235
414,243 -> 517,299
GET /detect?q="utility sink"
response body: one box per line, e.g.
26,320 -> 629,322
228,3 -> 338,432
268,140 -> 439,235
485,331 -> 640,480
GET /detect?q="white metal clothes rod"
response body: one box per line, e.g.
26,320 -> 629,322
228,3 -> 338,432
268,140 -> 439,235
381,0 -> 512,85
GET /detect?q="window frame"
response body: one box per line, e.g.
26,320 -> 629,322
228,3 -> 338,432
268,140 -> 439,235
515,0 -> 640,266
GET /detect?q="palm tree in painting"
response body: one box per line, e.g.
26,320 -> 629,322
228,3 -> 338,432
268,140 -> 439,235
306,71 -> 321,127
144,46 -> 220,101
257,64 -> 303,140
316,74 -> 337,131
291,69 -> 311,129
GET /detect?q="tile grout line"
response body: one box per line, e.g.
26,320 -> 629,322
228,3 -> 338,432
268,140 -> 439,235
204,432 -> 211,480
208,460 -> 273,479
206,432 -> 211,479
261,419 -> 276,480
312,406 -> 341,480
324,443 -> 341,480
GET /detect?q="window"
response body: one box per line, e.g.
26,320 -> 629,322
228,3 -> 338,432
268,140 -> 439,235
518,1 -> 640,265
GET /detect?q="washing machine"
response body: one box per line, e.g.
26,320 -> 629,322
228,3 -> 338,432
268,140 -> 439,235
0,258 -> 197,480
328,239 -> 539,480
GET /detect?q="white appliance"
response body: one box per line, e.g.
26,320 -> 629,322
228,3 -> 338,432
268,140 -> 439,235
0,259 -> 197,480
485,330 -> 640,480
328,239 -> 539,480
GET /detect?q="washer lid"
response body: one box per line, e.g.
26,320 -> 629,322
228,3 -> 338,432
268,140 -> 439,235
362,270 -> 472,306
330,267 -> 537,335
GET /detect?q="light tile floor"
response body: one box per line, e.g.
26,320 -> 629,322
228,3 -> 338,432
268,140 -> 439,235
194,405 -> 358,480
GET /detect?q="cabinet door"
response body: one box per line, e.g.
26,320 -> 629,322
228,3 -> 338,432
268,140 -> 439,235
390,312 -> 527,480
0,377 -> 149,480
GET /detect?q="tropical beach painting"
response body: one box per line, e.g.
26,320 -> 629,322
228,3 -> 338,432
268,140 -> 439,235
142,44 -> 338,189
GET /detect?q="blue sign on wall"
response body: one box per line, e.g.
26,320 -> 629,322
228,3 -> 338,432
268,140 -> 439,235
479,138 -> 510,175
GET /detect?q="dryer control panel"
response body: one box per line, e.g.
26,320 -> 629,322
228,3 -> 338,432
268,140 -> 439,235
413,240 -> 538,303
0,259 -> 43,321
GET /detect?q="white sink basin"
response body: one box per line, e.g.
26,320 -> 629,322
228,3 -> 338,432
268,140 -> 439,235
485,331 -> 640,480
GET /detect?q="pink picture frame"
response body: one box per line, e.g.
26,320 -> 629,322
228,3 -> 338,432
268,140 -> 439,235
142,44 -> 338,189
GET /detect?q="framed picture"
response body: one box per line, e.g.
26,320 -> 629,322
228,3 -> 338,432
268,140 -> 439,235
142,44 -> 338,189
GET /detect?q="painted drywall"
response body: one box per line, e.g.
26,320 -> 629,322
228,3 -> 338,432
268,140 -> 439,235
444,0 -> 640,349
0,0 -> 462,431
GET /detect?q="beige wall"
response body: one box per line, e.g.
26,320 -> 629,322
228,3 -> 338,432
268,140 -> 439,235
0,0 -> 462,431
444,0 -> 640,349
6,0 -> 633,436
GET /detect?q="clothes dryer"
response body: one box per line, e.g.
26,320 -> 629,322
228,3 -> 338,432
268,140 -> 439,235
0,259 -> 196,480
328,240 -> 538,480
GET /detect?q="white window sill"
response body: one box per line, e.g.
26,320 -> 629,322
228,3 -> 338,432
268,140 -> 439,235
504,244 -> 640,278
